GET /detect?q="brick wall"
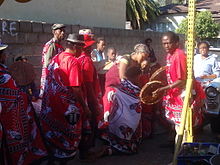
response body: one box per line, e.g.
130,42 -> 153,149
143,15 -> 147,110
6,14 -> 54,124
0,19 -> 169,87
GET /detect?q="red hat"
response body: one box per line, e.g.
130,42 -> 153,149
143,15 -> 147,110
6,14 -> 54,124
79,29 -> 95,48
83,34 -> 95,48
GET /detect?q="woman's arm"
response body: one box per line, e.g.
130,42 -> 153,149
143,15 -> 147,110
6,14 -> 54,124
200,74 -> 217,79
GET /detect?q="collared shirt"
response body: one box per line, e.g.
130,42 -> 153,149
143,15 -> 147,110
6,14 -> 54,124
40,38 -> 64,97
91,49 -> 105,62
55,52 -> 82,87
194,54 -> 220,80
42,38 -> 64,68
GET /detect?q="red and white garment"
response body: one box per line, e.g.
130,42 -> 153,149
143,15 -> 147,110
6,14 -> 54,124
101,79 -> 142,154
40,38 -> 64,97
0,64 -> 47,165
163,48 -> 204,126
40,52 -> 83,159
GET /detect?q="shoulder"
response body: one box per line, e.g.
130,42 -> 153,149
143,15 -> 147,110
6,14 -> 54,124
43,39 -> 55,52
65,53 -> 77,62
176,48 -> 186,56
209,54 -> 218,59
194,54 -> 201,59
120,54 -> 131,64
0,66 -> 13,85
78,54 -> 92,64
45,38 -> 55,47
174,49 -> 186,59
91,49 -> 98,54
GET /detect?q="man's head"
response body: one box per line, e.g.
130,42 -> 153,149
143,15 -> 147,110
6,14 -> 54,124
15,56 -> 27,62
96,37 -> 105,52
0,42 -> 8,64
107,47 -> 116,62
51,24 -> 66,41
65,33 -> 85,57
134,43 -> 150,64
145,38 -> 152,46
79,29 -> 94,39
79,29 -> 95,55
162,31 -> 179,54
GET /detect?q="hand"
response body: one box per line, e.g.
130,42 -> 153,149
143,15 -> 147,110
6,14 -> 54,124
152,87 -> 166,97
152,88 -> 161,97
200,74 -> 216,80
200,75 -> 207,79
107,90 -> 115,102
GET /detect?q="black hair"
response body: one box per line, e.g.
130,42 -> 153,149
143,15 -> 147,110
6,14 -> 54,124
134,43 -> 150,55
162,31 -> 179,43
65,41 -> 84,49
66,41 -> 74,49
107,47 -> 116,52
125,66 -> 142,80
197,41 -> 210,49
96,37 -> 105,44
145,38 -> 152,43
15,56 -> 27,62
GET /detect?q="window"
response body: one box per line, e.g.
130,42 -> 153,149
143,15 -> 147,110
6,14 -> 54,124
153,22 -> 175,32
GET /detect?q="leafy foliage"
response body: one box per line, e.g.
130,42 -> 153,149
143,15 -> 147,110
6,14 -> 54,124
176,11 -> 220,40
126,0 -> 160,29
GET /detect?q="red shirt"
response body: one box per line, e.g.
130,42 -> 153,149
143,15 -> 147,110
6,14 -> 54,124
77,53 -> 94,83
55,52 -> 82,87
166,48 -> 187,83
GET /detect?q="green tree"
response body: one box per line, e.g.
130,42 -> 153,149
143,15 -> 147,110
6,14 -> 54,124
126,0 -> 160,29
176,11 -> 220,40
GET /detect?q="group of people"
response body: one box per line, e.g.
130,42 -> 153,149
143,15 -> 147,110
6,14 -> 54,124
0,22 -> 220,164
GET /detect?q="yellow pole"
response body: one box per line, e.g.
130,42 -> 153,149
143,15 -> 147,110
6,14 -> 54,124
172,0 -> 196,164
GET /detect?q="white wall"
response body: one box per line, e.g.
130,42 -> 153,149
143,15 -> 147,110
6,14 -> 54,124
168,14 -> 187,29
0,0 -> 126,29
151,13 -> 187,32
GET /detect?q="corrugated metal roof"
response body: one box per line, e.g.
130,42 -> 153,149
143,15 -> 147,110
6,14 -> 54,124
160,0 -> 220,14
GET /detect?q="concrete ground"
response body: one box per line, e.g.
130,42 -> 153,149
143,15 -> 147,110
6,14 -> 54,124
38,124 -> 218,165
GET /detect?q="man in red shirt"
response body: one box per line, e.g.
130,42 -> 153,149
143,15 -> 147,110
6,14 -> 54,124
153,31 -> 204,143
40,33 -> 90,160
39,24 -> 65,98
77,29 -> 104,160
78,29 -> 102,122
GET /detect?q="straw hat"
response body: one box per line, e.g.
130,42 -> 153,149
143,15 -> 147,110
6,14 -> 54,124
9,61 -> 35,86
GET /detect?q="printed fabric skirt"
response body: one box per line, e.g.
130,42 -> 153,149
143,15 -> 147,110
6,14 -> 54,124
40,83 -> 82,159
101,80 -> 142,154
0,88 -> 47,165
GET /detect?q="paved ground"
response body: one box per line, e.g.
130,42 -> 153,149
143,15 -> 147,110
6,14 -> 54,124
38,124 -> 217,165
